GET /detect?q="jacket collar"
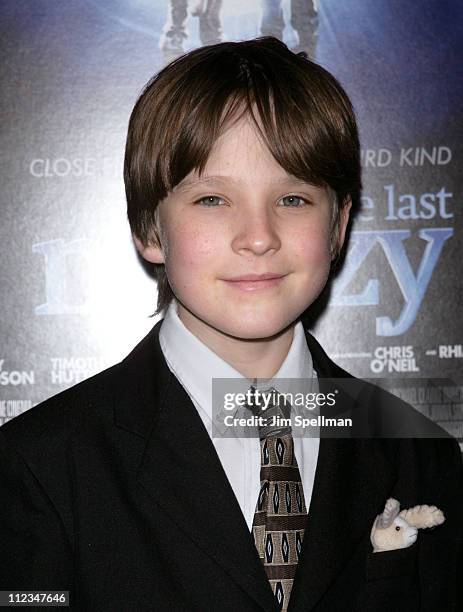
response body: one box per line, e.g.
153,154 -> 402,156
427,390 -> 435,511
113,319 -> 169,437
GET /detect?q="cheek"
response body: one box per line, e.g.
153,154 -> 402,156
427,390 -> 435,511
163,222 -> 219,283
290,225 -> 332,264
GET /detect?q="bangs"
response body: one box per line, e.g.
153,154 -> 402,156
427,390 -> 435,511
160,56 -> 353,192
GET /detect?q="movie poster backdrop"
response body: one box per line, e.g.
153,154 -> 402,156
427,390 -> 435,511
1,1 -> 461,448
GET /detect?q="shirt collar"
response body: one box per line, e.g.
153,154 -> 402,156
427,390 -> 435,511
159,299 -> 316,428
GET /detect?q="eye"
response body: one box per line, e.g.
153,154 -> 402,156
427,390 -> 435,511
194,195 -> 225,207
279,195 -> 310,207
395,526 -> 401,531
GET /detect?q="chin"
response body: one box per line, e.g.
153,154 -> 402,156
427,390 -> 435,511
214,315 -> 293,341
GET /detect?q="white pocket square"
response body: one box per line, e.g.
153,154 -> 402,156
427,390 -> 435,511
370,497 -> 445,553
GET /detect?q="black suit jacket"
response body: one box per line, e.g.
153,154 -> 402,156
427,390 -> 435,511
0,321 -> 462,611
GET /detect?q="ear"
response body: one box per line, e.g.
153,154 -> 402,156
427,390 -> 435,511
331,197 -> 352,260
133,234 -> 165,264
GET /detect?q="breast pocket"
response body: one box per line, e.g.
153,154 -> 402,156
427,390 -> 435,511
359,546 -> 420,611
366,545 -> 418,582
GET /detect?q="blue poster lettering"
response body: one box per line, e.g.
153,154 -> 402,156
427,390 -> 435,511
32,239 -> 90,315
331,228 -> 453,336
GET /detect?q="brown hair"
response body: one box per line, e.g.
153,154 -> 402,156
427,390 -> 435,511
124,37 -> 361,315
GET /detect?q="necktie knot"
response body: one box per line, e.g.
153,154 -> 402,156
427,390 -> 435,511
245,385 -> 292,439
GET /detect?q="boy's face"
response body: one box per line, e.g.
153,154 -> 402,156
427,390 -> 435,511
137,115 -> 350,342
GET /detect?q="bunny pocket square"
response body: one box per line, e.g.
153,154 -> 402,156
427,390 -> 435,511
370,498 -> 445,553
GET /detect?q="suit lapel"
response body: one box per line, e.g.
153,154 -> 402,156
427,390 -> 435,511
114,320 -> 278,612
288,332 -> 398,610
114,320 -> 397,611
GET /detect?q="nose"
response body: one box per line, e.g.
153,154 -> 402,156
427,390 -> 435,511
231,206 -> 281,256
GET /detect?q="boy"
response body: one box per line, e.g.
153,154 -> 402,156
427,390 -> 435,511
0,38 -> 461,611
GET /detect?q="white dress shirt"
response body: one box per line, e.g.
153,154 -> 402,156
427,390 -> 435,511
159,300 -> 320,531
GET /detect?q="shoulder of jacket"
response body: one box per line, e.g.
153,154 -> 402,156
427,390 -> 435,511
0,362 -> 122,453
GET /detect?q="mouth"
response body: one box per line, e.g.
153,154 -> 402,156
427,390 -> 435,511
222,273 -> 287,292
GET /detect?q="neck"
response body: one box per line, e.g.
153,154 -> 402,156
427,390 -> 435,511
176,303 -> 295,380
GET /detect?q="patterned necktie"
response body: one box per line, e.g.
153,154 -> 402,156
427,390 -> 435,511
247,386 -> 307,612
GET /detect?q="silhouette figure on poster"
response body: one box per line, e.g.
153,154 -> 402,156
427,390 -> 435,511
260,0 -> 318,58
160,0 -> 223,62
160,0 -> 318,63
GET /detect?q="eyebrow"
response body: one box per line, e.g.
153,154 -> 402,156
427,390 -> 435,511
174,175 -> 314,192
